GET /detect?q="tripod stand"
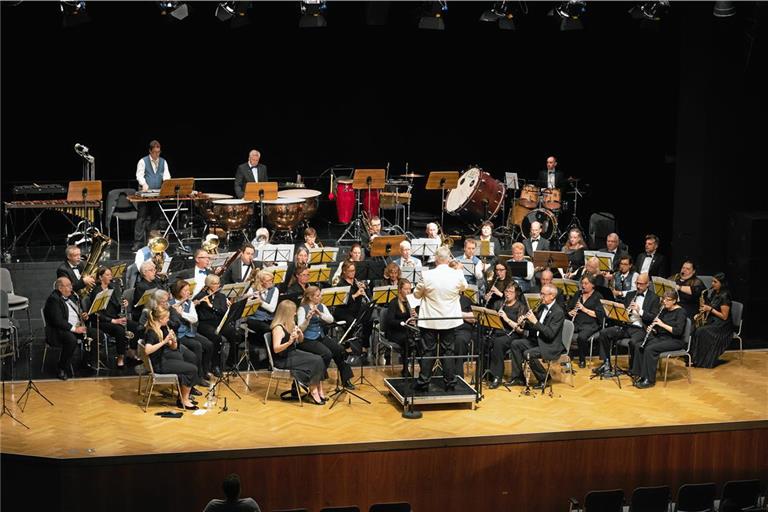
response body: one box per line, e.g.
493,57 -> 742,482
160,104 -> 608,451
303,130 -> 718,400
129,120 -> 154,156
1,335 -> 28,428
17,339 -> 53,413
343,302 -> 380,391
559,178 -> 585,243
328,318 -> 372,409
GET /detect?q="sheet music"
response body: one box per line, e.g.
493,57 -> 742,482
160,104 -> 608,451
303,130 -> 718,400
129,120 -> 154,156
88,288 -> 114,315
320,286 -> 351,307
161,257 -> 172,275
584,250 -> 615,272
309,247 -> 339,265
463,284 -> 479,304
409,238 -> 439,257
210,251 -> 235,268
651,276 -> 679,297
257,244 -> 294,264
505,172 -> 519,190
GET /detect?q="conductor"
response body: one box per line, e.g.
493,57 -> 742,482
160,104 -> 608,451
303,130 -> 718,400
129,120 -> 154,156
413,246 -> 467,390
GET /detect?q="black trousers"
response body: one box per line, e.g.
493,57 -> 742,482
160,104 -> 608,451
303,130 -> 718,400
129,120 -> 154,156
197,322 -> 240,370
179,333 -> 214,379
503,336 -> 539,381
631,336 -> 684,383
159,350 -> 198,388
417,327 -> 456,386
95,319 -> 139,356
573,322 -> 600,363
133,202 -> 163,245
299,336 -> 353,383
521,346 -> 550,383
385,330 -> 416,373
597,325 -> 644,363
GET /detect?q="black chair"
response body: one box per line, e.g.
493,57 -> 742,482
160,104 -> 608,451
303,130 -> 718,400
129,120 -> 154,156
569,489 -> 624,512
628,485 -> 670,512
320,507 -> 360,512
369,503 -> 412,512
720,479 -> 762,511
675,482 -> 716,512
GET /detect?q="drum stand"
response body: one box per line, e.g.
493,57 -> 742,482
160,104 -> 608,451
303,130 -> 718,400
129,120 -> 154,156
336,190 -> 364,245
559,179 -> 585,243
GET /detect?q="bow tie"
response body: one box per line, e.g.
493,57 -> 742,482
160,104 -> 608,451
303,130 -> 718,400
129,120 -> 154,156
198,269 -> 207,275
636,293 -> 645,297
531,238 -> 539,242
646,253 -> 654,258
250,166 -> 257,171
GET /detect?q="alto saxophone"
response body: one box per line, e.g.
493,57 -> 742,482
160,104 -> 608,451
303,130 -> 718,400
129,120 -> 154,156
120,300 -> 134,340
694,289 -> 710,328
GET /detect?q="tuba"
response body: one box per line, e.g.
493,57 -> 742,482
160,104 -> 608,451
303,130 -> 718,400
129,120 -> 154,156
78,229 -> 113,300
201,233 -> 219,254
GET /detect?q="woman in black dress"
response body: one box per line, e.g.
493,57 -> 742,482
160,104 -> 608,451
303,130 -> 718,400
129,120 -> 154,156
567,274 -> 605,368
144,307 -> 199,410
488,284 -> 530,386
632,290 -> 688,389
483,262 -> 514,310
88,266 -> 141,369
691,273 -> 733,368
382,278 -> 419,377
193,274 -> 241,377
270,300 -> 326,405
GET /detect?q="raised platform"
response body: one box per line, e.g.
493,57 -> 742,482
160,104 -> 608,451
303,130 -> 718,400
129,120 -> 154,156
383,376 -> 477,408
2,351 -> 767,512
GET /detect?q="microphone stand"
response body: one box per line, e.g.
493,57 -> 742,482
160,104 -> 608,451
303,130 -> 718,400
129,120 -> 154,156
400,321 -> 422,419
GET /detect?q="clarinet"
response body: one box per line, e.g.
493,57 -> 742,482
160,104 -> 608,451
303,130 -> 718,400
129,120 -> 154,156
641,307 -> 663,348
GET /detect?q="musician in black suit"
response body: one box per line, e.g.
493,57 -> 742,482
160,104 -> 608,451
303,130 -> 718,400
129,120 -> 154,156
132,260 -> 167,322
600,233 -> 630,273
593,272 -> 660,376
221,244 -> 258,285
175,249 -> 213,296
634,233 -> 668,278
523,221 -> 550,258
56,245 -> 96,293
44,277 -> 98,380
509,284 -> 566,387
234,149 -> 269,199
537,155 -> 566,189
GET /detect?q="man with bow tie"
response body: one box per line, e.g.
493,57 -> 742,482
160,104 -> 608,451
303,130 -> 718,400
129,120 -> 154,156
175,249 -> 213,296
234,149 -> 269,199
221,244 -> 258,285
593,272 -> 660,376
56,245 -> 96,293
523,221 -> 550,258
634,233 -> 668,278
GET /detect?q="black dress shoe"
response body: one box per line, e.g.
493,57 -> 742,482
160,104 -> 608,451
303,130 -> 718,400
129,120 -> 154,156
635,379 -> 654,389
506,378 -> 526,386
578,360 -> 586,369
176,399 -> 198,410
414,380 -> 429,391
488,377 -> 501,389
533,381 -> 547,390
343,380 -> 356,390
57,369 -> 68,381
592,363 -> 609,375
190,387 -> 202,396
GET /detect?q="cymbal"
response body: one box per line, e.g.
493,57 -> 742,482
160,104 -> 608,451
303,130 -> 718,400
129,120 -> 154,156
400,173 -> 425,178
567,177 -> 580,182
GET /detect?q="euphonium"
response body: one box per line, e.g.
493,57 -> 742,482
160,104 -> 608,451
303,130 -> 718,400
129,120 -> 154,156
201,234 -> 220,254
148,236 -> 169,282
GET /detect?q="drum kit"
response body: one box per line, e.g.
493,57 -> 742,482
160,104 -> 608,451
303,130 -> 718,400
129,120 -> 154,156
507,176 -> 585,243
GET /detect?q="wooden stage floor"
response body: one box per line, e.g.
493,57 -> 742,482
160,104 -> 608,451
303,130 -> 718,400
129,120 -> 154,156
3,350 -> 767,461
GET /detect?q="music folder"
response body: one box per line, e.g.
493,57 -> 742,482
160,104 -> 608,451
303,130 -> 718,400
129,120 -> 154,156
88,288 -> 113,315
601,299 -> 631,324
262,265 -> 288,285
372,285 -> 397,305
479,240 -> 495,257
651,276 -> 679,298
210,252 -> 236,268
471,306 -> 504,330
463,284 -> 480,304
134,288 -> 158,308
584,250 -> 615,272
552,278 -> 580,297
309,247 -> 339,265
320,286 -> 351,307
221,282 -> 248,300
524,293 -> 541,311
507,261 -> 529,278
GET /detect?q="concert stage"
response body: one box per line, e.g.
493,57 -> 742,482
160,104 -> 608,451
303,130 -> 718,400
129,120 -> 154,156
2,350 -> 767,512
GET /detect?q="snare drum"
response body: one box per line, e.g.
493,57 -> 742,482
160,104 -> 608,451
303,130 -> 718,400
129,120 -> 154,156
542,187 -> 562,211
519,184 -> 540,209
445,167 -> 505,225
335,179 -> 354,223
361,189 -> 380,218
211,199 -> 254,232
262,198 -> 304,231
278,188 -> 322,222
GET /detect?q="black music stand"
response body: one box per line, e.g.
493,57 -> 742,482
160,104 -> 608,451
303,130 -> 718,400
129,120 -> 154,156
471,306 -> 508,390
337,299 -> 379,397
243,181 -> 278,230
1,334 -> 28,428
158,178 -> 195,253
398,319 -> 423,419
17,336 -> 54,413
88,287 -> 114,375
426,171 -> 459,230
595,299 -> 632,388
533,250 -> 570,272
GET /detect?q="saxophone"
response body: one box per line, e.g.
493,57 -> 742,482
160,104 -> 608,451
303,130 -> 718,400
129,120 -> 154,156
694,289 -> 710,328
78,229 -> 113,300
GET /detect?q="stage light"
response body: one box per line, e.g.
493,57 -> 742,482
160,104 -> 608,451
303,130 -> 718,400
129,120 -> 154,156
629,1 -> 669,21
60,1 -> 90,27
419,1 -> 447,30
158,2 -> 189,21
551,0 -> 585,31
299,0 -> 327,28
479,1 -> 521,30
713,1 -> 736,18
216,1 -> 251,26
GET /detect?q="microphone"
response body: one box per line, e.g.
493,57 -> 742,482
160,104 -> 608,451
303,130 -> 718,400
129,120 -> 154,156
74,143 -> 89,153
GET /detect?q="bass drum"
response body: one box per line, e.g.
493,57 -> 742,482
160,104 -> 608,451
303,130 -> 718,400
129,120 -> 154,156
521,208 -> 558,240
445,167 -> 505,225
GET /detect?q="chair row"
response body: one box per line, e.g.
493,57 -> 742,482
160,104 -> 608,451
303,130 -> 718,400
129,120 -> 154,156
569,479 -> 766,512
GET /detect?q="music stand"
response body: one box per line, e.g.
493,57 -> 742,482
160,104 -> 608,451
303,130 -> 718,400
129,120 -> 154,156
320,286 -> 351,309
67,180 -> 103,247
372,285 -> 397,304
158,178 -> 195,252
471,306 -> 506,389
337,169 -> 386,244
262,265 -> 288,286
524,293 -> 542,311
133,288 -> 158,309
426,171 -> 459,230
651,276 -> 678,298
399,265 -> 423,284
309,246 -> 338,265
88,288 -> 114,374
533,250 -> 570,272
337,299 -> 380,395
307,266 -> 331,284
371,235 -> 407,260
243,181 -> 278,230
109,262 -> 127,284
552,278 -> 580,298
462,284 -> 480,304
584,250 -> 615,272
507,261 -> 529,279
410,238 -> 439,263
596,299 -> 632,388
258,244 -> 294,265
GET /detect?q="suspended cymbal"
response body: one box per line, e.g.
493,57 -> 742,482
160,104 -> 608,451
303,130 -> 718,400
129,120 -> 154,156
400,173 -> 425,178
